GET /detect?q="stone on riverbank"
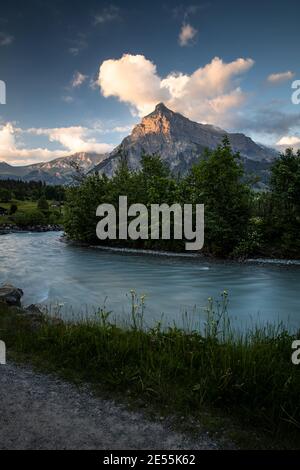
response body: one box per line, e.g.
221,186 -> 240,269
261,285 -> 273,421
0,283 -> 24,307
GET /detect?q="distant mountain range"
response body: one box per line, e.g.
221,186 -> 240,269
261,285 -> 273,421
0,153 -> 108,185
0,103 -> 277,186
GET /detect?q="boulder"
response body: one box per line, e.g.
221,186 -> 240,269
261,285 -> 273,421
25,304 -> 43,315
0,283 -> 23,307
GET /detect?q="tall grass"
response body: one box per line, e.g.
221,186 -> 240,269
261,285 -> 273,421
1,294 -> 300,439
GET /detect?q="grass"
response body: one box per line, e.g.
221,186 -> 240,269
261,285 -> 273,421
0,199 -> 63,226
1,293 -> 300,449
0,200 -> 32,225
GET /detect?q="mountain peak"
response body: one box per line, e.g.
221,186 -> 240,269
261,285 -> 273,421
0,161 -> 12,168
131,103 -> 175,138
92,102 -> 276,182
154,102 -> 170,113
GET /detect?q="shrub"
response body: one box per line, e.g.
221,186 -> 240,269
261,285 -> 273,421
13,209 -> 46,227
37,196 -> 49,212
9,203 -> 18,215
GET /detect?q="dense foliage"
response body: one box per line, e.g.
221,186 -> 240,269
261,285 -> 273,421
63,140 -> 300,258
0,179 -> 65,202
0,181 -> 65,227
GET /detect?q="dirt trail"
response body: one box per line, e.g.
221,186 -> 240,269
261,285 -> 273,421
0,362 -> 218,450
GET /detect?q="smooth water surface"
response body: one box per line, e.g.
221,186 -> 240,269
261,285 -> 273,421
1,232 -> 300,330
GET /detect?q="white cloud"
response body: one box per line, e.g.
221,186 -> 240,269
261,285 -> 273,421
89,76 -> 99,90
0,32 -> 14,46
99,54 -> 168,117
0,123 -> 114,165
28,126 -> 114,154
98,54 -> 254,126
94,5 -> 120,25
91,121 -> 134,134
267,71 -> 295,84
62,95 -> 74,103
276,135 -> 300,149
111,125 -> 134,133
69,47 -> 80,56
178,23 -> 197,46
0,123 -> 67,165
71,71 -> 88,88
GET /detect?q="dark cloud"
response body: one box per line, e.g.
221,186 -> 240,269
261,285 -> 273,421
239,105 -> 300,136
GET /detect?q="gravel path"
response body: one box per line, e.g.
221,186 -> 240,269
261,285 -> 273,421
0,362 -> 218,450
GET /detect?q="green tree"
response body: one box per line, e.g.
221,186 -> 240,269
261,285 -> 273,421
0,188 -> 12,202
13,210 -> 46,227
64,173 -> 112,242
64,144 -> 254,256
268,148 -> 300,256
9,203 -> 18,215
188,137 -> 251,256
37,195 -> 49,212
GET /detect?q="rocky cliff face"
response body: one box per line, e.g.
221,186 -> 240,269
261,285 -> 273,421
94,103 -> 276,183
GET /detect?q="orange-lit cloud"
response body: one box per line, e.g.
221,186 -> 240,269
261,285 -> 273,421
178,23 -> 197,46
267,71 -> 295,84
98,54 -> 254,126
276,135 -> 300,149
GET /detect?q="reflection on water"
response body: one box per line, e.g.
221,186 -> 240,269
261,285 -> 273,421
0,232 -> 300,330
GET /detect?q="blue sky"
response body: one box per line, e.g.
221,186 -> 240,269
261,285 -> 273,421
0,0 -> 299,165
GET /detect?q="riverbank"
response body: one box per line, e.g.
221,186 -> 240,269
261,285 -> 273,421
63,236 -> 300,266
0,223 -> 63,235
1,289 -> 300,449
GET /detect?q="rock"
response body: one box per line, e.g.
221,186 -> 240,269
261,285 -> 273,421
25,304 -> 43,315
0,283 -> 23,307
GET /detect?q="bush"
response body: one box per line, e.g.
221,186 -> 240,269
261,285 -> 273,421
37,196 -> 49,212
232,217 -> 263,258
9,203 -> 18,215
0,188 -> 12,202
48,211 -> 62,225
13,209 -> 46,227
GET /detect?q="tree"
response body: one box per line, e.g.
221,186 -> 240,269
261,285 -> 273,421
9,203 -> 18,215
0,188 -> 12,202
37,195 -> 49,212
13,210 -> 46,227
188,137 -> 251,256
64,173 -> 111,242
270,148 -> 300,209
268,148 -> 300,255
63,143 -> 254,256
138,154 -> 177,205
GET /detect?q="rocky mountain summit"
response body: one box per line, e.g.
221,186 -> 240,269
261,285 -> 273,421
0,104 -> 277,185
93,103 -> 276,182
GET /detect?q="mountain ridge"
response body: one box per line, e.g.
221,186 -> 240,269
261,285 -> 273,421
0,152 -> 108,185
92,103 -> 276,183
0,104 -> 277,185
